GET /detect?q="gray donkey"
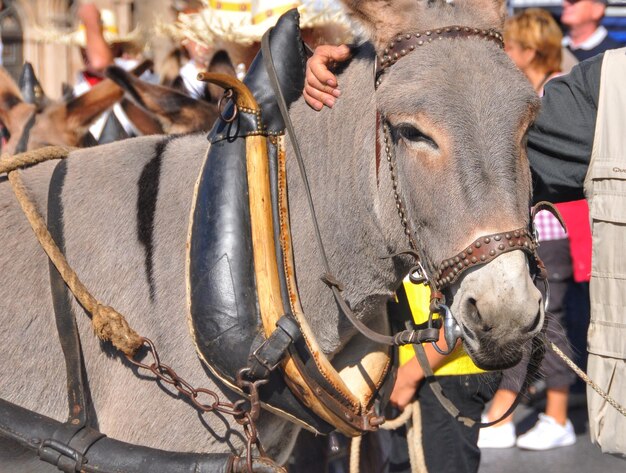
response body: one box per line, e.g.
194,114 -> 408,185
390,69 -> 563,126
0,0 -> 544,469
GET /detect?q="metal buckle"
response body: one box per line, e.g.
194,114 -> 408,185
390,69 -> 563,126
250,343 -> 284,373
429,304 -> 463,355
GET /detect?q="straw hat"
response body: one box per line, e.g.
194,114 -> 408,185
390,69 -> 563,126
176,0 -> 354,47
33,8 -> 143,49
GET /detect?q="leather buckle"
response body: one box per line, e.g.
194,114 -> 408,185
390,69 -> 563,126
38,439 -> 84,473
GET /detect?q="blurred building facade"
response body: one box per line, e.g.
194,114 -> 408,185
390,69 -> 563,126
0,0 -> 178,98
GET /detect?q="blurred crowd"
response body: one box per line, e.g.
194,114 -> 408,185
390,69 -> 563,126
0,0 -> 624,472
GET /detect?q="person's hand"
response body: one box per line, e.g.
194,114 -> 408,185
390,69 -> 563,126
389,357 -> 423,411
78,3 -> 102,28
304,44 -> 351,111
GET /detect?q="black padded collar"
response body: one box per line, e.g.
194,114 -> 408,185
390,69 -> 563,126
208,8 -> 307,143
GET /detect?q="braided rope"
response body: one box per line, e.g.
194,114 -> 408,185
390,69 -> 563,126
406,401 -> 428,473
349,436 -> 361,473
548,339 -> 626,417
381,402 -> 414,430
349,403 -> 426,473
0,146 -> 74,173
2,146 -> 143,356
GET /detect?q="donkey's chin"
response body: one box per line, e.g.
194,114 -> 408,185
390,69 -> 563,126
462,337 -> 525,371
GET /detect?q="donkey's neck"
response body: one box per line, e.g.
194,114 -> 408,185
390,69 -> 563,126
285,46 -> 411,357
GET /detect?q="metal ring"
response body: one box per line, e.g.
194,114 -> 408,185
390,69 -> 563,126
218,88 -> 238,123
430,304 -> 462,355
540,277 -> 550,312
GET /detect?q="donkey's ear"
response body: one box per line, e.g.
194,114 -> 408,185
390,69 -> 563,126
18,62 -> 48,110
119,98 -> 164,136
471,0 -> 507,28
340,0 -> 426,50
63,77 -> 124,131
0,67 -> 37,140
105,65 -> 218,133
61,82 -> 74,101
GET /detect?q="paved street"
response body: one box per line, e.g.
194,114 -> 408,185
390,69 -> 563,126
480,398 -> 625,473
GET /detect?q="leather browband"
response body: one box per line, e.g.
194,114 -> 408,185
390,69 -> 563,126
376,25 -> 504,77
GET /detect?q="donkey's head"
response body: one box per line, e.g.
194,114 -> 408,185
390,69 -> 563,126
344,0 -> 542,369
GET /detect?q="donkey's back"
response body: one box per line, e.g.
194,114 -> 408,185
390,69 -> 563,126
0,133 -> 295,462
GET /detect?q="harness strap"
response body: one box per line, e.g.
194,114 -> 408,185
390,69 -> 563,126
0,398 -> 238,473
47,160 -> 92,429
248,315 -> 301,380
412,333 -> 545,429
261,30 -> 435,349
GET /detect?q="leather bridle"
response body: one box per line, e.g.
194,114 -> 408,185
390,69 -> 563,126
370,25 -> 549,357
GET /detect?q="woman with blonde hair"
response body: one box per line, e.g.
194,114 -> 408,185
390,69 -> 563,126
503,8 -> 564,95
477,8 -> 579,451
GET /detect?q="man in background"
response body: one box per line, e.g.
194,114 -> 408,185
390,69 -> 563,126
561,0 -> 623,61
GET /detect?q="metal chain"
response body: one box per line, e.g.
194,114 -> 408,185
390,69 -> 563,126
126,337 -> 272,473
383,124 -> 420,252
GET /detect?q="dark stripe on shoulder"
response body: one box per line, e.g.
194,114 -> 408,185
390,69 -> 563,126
47,159 -> 98,424
137,136 -> 175,301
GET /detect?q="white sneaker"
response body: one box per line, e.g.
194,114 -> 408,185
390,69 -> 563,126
515,413 -> 576,450
477,415 -> 516,449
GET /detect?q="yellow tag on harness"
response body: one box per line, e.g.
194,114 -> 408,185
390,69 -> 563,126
398,280 -> 484,375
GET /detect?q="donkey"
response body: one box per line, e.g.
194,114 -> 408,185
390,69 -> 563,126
0,62 -> 217,154
0,0 -> 543,469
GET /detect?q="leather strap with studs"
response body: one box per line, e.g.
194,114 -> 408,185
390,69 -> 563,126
377,26 -> 504,74
434,228 -> 537,288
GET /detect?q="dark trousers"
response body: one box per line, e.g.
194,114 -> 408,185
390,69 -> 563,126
499,238 -> 576,392
382,372 -> 499,473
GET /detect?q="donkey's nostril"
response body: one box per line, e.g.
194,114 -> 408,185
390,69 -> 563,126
467,297 -> 483,322
524,308 -> 542,333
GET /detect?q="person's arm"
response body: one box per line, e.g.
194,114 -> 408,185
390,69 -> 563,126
303,44 -> 351,110
389,342 -> 451,410
78,3 -> 114,74
528,54 -> 604,203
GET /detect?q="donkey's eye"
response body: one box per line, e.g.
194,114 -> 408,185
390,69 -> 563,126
397,124 -> 438,149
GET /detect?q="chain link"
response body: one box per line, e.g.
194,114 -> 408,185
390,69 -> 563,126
383,124 -> 420,253
126,337 -> 270,472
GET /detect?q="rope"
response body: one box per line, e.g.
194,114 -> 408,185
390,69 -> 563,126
406,401 -> 428,473
349,436 -> 361,473
340,402 -> 425,473
0,146 -> 73,174
2,147 -> 143,357
548,339 -> 626,417
381,403 -> 414,430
